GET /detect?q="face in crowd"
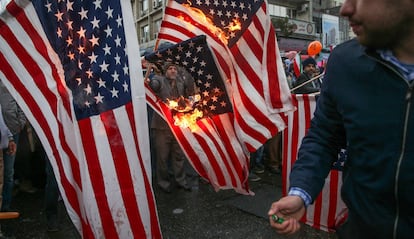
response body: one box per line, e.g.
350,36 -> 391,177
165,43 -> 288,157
165,64 -> 178,81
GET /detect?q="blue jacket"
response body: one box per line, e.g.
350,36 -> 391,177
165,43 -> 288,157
290,39 -> 414,238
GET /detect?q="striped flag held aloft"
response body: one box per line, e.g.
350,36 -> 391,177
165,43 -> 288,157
0,0 -> 161,238
282,94 -> 347,232
157,0 -> 294,153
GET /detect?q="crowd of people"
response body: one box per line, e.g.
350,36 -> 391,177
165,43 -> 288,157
0,80 -> 60,238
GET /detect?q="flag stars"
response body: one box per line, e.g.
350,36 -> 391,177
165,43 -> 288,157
197,69 -> 203,76
103,44 -> 111,55
209,105 -> 216,111
196,0 -> 202,5
166,49 -> 173,55
66,0 -> 74,11
88,52 -> 98,64
116,15 -> 123,27
89,35 -> 99,46
45,2 -> 52,12
204,82 -> 211,88
220,101 -> 227,107
112,71 -> 120,81
114,35 -> 122,47
91,17 -> 100,29
213,0 -> 219,6
185,51 -> 192,58
222,0 -> 228,8
55,10 -> 64,22
123,64 -> 129,75
177,45 -> 184,52
114,53 -> 121,65
205,0 -> 211,6
230,1 -> 237,8
104,25 -> 113,37
94,93 -> 104,104
200,60 -> 206,67
203,90 -> 209,97
85,101 -> 91,108
192,56 -> 199,63
66,36 -> 73,46
97,78 -> 106,88
211,95 -> 218,102
99,60 -> 109,72
206,74 -> 213,80
84,84 -> 92,95
78,7 -> 88,20
78,45 -> 86,54
76,77 -> 82,85
196,46 -> 203,52
93,0 -> 102,9
209,9 -> 215,15
67,20 -> 74,30
110,87 -> 119,98
242,13 -> 248,21
225,11 -> 232,18
239,2 -> 246,10
57,28 -> 62,38
67,52 -> 75,61
77,27 -> 87,40
122,81 -> 129,92
105,6 -> 114,19
86,69 -> 93,78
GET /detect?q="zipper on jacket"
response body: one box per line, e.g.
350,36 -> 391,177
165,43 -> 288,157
366,53 -> 412,239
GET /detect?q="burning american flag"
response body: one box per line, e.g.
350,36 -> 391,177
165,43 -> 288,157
157,0 -> 294,153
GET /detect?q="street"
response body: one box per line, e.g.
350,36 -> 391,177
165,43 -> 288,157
2,170 -> 337,239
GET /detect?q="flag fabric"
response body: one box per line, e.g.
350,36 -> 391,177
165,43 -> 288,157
0,0 -> 161,238
145,35 -> 251,195
292,52 -> 301,78
158,0 -> 293,153
282,94 -> 347,232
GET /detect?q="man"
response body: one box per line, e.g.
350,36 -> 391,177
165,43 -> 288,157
291,57 -> 320,94
268,0 -> 414,238
148,62 -> 194,193
0,80 -> 26,211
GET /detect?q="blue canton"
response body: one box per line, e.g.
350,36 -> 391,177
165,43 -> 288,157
145,35 -> 232,116
33,0 -> 131,120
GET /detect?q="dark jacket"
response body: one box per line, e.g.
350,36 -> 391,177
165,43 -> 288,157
292,72 -> 320,94
290,39 -> 414,239
149,74 -> 193,129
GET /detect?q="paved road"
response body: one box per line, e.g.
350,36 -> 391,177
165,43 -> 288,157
2,170 -> 338,239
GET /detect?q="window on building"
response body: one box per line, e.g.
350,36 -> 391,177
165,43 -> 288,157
141,0 -> 148,14
141,25 -> 149,43
153,19 -> 162,39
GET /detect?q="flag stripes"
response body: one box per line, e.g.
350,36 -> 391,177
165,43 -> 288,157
282,94 -> 346,232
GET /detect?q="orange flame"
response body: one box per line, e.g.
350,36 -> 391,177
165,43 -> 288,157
181,2 -> 241,45
166,94 -> 203,131
173,108 -> 203,132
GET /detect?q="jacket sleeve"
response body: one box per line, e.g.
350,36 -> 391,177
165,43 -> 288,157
293,74 -> 319,94
289,51 -> 347,202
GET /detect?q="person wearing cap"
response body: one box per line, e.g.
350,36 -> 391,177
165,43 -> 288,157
291,57 -> 320,94
148,62 -> 194,193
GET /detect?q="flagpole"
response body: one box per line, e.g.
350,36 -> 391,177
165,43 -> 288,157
290,73 -> 324,93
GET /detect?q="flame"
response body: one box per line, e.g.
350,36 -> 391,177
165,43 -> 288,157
166,94 -> 203,131
181,2 -> 241,45
173,108 -> 203,132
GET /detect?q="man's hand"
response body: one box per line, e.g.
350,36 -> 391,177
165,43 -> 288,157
268,195 -> 306,235
6,140 -> 17,155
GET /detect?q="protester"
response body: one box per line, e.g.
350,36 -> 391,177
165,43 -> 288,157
0,80 -> 26,212
148,62 -> 194,193
291,57 -> 320,94
269,0 -> 414,238
0,104 -> 16,238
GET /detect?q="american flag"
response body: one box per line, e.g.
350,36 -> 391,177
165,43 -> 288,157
145,35 -> 251,195
157,0 -> 293,153
0,0 -> 161,238
282,94 -> 347,232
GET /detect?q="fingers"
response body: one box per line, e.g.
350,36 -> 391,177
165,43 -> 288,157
269,217 -> 301,235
